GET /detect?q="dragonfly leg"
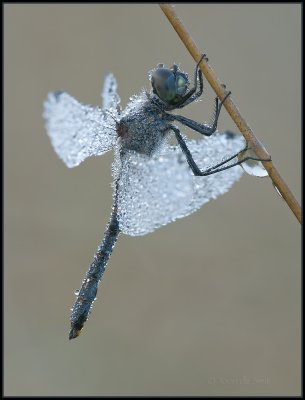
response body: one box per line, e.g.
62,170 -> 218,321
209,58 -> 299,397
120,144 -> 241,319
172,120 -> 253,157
167,91 -> 231,136
172,126 -> 271,176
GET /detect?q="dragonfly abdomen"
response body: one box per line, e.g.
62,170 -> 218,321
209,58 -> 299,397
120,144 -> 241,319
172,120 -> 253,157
69,210 -> 120,339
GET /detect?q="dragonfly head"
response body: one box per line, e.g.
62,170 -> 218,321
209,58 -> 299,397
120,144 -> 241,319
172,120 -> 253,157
149,63 -> 189,105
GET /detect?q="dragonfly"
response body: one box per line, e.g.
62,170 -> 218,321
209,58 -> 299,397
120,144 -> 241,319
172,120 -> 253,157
43,55 -> 267,339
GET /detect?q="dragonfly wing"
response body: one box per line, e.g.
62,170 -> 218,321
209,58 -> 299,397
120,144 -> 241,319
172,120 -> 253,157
115,131 -> 245,236
101,73 -> 121,111
181,131 -> 245,217
114,145 -> 194,236
43,92 -> 117,168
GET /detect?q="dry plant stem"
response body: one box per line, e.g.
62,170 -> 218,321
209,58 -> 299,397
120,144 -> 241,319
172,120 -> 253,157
159,3 -> 301,224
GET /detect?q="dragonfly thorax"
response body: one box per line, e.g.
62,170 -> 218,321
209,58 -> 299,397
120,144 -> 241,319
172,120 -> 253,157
117,92 -> 171,156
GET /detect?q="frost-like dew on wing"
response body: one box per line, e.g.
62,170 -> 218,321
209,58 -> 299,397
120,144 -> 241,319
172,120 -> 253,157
43,92 -> 117,168
114,145 -> 193,236
101,73 -> 121,111
115,132 -> 245,236
183,132 -> 245,215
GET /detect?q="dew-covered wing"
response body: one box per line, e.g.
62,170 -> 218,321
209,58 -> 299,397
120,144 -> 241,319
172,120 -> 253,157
182,131 -> 245,216
101,72 -> 121,111
115,131 -> 245,236
43,92 -> 117,168
114,145 -> 194,236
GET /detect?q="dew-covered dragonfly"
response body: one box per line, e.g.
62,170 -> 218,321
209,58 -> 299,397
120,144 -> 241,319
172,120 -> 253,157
43,55 -> 266,339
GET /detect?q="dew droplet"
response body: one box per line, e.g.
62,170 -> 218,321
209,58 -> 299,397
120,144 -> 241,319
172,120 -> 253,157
273,183 -> 283,199
238,148 -> 268,177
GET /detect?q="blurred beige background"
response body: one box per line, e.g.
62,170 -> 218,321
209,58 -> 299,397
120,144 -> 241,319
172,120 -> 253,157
4,4 -> 301,396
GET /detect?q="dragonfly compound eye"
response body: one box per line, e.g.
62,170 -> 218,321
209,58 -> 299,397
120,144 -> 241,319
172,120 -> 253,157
176,74 -> 188,96
150,66 -> 189,104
